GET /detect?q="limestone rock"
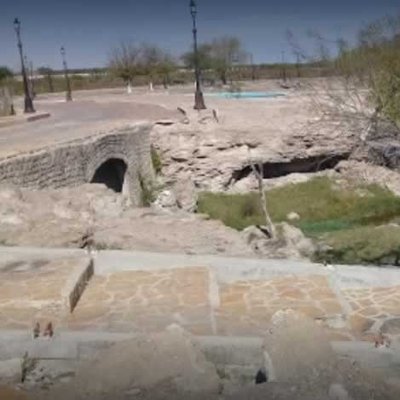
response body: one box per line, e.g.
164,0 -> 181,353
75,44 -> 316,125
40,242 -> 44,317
329,383 -> 353,400
336,160 -> 400,196
279,222 -> 315,257
0,358 -> 22,383
242,223 -> 315,260
241,225 -> 269,246
73,326 -> 221,398
153,189 -> 178,211
0,185 -> 253,257
263,310 -> 334,383
287,211 -> 300,221
174,179 -> 198,213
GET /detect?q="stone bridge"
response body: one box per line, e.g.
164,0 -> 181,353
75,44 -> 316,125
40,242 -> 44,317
0,122 -> 154,205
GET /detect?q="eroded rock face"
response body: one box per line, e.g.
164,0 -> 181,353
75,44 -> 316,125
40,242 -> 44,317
0,184 -> 253,257
151,119 -> 354,193
0,359 -> 22,384
241,223 -> 315,260
336,160 -> 400,196
174,178 -> 198,213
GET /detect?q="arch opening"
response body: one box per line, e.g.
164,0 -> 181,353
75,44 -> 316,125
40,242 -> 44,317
91,158 -> 127,193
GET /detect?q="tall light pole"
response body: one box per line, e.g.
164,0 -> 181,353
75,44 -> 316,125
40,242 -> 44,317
250,53 -> 256,81
13,18 -> 35,113
24,55 -> 32,98
281,51 -> 287,83
60,46 -> 72,101
29,61 -> 36,99
189,0 -> 206,110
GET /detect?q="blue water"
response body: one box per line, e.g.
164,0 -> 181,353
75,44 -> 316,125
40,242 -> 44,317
207,91 -> 285,99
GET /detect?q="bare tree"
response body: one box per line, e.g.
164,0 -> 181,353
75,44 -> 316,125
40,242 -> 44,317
108,42 -> 141,93
288,15 -> 400,168
139,44 -> 176,90
109,42 -> 176,92
248,149 -> 276,239
209,36 -> 247,85
182,36 -> 247,85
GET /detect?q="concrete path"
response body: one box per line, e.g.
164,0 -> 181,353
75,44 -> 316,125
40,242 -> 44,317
0,97 -> 179,158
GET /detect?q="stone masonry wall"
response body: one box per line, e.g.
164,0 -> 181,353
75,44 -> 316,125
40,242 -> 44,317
0,122 -> 154,206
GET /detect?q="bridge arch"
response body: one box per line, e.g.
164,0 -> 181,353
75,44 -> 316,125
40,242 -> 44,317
90,158 -> 128,193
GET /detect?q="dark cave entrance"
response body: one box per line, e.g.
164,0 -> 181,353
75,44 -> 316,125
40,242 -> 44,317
91,158 -> 127,193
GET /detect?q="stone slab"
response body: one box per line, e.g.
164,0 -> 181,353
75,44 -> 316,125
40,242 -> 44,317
0,252 -> 92,330
69,267 -> 213,334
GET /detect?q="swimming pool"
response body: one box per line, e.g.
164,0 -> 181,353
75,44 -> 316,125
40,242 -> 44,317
206,91 -> 286,99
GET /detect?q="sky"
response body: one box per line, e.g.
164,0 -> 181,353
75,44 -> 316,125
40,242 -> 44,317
0,0 -> 398,70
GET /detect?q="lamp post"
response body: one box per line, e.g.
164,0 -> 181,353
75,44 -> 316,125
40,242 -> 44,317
24,55 -> 32,98
189,0 -> 206,110
29,61 -> 36,99
281,51 -> 287,83
60,46 -> 72,101
13,18 -> 35,113
250,53 -> 256,81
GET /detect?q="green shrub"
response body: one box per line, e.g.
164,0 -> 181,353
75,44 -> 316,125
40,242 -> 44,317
198,192 -> 263,230
199,177 -> 400,234
139,175 -> 156,207
198,176 -> 400,265
314,225 -> 400,266
151,145 -> 162,175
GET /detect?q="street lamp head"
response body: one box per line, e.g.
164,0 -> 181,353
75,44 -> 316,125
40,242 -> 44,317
14,18 -> 20,32
60,46 -> 65,56
190,0 -> 197,17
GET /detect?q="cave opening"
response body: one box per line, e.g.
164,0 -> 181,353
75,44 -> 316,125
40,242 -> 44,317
229,153 -> 350,186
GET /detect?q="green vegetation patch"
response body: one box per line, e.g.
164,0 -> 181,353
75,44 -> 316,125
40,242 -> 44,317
198,176 -> 400,265
198,177 -> 400,234
151,145 -> 162,175
314,225 -> 400,266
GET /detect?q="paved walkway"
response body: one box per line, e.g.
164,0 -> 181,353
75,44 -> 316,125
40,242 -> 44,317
1,247 -> 400,342
0,95 -> 179,158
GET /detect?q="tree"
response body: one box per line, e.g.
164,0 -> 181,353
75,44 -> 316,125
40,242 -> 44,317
0,66 -> 13,83
182,43 -> 214,71
138,44 -> 176,90
208,36 -> 247,85
109,42 -> 176,92
108,42 -> 142,93
289,14 -> 400,156
182,36 -> 247,85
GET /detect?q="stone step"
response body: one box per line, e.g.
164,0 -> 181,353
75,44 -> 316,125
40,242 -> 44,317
0,252 -> 93,330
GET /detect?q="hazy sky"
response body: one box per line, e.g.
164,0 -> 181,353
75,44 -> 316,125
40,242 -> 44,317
0,0 -> 398,70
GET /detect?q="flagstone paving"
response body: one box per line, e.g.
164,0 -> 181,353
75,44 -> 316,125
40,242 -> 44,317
68,268 -> 213,334
343,286 -> 400,338
67,267 -> 400,341
1,247 -> 400,343
0,256 -> 91,330
215,275 -> 348,338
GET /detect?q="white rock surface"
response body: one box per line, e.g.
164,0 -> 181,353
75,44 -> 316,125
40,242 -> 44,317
329,383 -> 353,400
0,358 -> 22,383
